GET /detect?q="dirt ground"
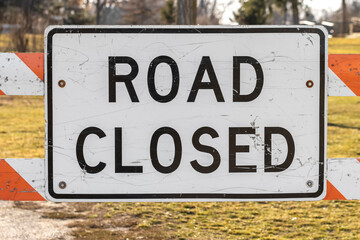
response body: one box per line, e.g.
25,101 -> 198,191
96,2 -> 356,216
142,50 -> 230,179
0,201 -> 74,240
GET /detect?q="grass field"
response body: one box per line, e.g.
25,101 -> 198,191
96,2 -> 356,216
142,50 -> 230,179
329,37 -> 360,54
0,33 -> 43,52
0,36 -> 359,239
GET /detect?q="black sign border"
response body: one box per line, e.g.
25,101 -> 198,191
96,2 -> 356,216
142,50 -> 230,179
46,27 -> 326,200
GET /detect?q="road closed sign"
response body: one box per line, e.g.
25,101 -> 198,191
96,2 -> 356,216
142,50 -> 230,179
45,26 -> 327,201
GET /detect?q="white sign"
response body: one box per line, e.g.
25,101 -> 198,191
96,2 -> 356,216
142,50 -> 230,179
45,26 -> 327,201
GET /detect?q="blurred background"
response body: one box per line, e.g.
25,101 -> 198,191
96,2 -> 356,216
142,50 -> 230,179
0,0 -> 359,52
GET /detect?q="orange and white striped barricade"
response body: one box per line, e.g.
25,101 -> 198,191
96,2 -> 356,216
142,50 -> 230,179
325,54 -> 360,200
0,53 -> 358,201
0,53 -> 44,200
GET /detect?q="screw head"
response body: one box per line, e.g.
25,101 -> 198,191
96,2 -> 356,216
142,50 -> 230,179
59,181 -> 66,189
58,80 -> 66,88
306,80 -> 314,88
306,180 -> 313,188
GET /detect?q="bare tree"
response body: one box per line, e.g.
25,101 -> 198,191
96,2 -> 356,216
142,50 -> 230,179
95,0 -> 106,25
342,0 -> 347,34
94,0 -> 120,24
197,0 -> 219,25
177,0 -> 197,24
3,0 -> 36,52
120,0 -> 164,25
290,0 -> 299,24
272,0 -> 288,24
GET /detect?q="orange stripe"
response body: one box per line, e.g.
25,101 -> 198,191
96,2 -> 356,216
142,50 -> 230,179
0,159 -> 44,201
324,180 -> 346,200
0,89 -> 5,95
14,53 -> 44,81
329,54 -> 360,96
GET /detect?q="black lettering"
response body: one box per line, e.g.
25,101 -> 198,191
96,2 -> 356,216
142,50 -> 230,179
76,127 -> 106,174
150,127 -> 182,174
264,127 -> 295,172
191,127 -> 221,173
109,56 -> 139,102
115,128 -> 143,173
229,127 -> 256,172
187,56 -> 225,102
233,56 -> 264,102
148,56 -> 180,103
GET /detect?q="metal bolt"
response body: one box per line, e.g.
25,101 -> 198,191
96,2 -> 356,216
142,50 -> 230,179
59,181 -> 67,189
306,180 -> 313,188
306,80 -> 313,88
58,80 -> 66,88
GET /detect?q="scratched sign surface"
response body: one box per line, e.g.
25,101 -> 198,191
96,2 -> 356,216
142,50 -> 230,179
45,26 -> 327,201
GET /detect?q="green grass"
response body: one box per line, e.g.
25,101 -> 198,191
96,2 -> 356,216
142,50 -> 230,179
1,37 -> 360,239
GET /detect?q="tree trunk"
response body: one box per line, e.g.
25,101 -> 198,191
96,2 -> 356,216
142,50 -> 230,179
96,0 -> 101,25
342,0 -> 347,35
177,0 -> 197,24
291,0 -> 299,24
283,2 -> 287,24
96,0 -> 106,25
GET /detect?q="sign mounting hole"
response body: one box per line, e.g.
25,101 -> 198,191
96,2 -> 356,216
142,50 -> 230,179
58,80 -> 66,88
306,180 -> 314,188
59,181 -> 67,189
306,80 -> 314,88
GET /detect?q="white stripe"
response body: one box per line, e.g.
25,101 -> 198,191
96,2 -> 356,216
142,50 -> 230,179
3,157 -> 360,201
328,69 -> 356,96
5,158 -> 45,199
0,53 -> 44,95
327,158 -> 360,200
